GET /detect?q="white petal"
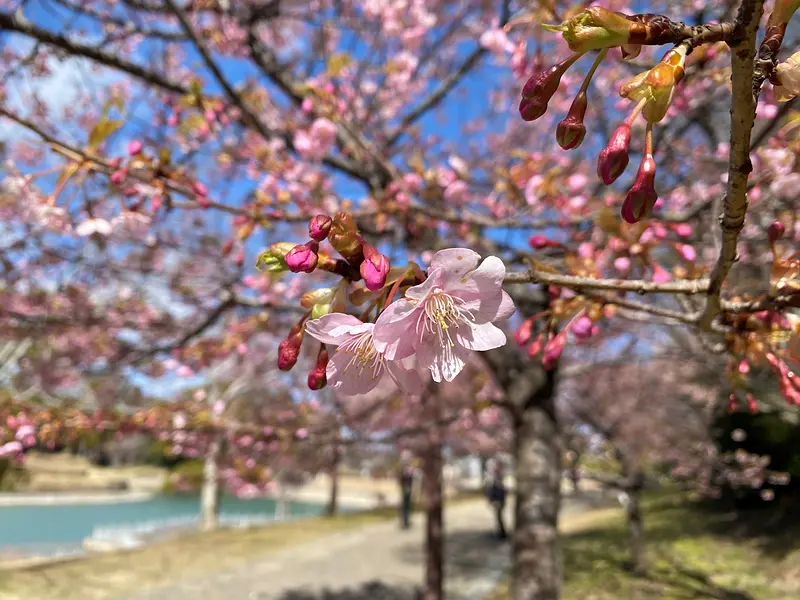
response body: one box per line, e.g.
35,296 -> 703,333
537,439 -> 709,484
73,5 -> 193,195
305,313 -> 365,345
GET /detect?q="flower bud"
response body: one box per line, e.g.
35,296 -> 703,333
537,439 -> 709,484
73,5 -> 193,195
286,241 -> 320,273
728,392 -> 738,413
278,324 -> 304,371
621,153 -> 657,224
308,347 -> 329,390
328,212 -> 363,262
620,45 -> 687,123
774,49 -> 800,101
527,333 -> 544,357
515,318 -> 534,346
556,92 -> 588,150
768,220 -> 785,245
597,123 -> 631,184
128,140 -> 143,155
519,54 -> 580,122
309,215 -> 333,242
301,288 -> 336,309
255,243 -> 293,273
360,242 -> 390,291
529,235 -> 561,250
571,315 -> 594,340
746,393 -> 759,414
542,333 -> 566,370
311,303 -> 331,319
543,7 -> 636,53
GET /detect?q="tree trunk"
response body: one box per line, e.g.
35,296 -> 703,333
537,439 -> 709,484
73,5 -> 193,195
625,484 -> 646,575
422,438 -> 444,600
511,367 -> 561,600
200,435 -> 222,531
325,447 -> 340,517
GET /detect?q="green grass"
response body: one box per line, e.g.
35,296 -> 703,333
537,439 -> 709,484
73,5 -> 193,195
491,492 -> 800,600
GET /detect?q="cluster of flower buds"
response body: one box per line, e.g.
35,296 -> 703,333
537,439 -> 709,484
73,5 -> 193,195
264,212 -> 395,389
520,7 -> 691,224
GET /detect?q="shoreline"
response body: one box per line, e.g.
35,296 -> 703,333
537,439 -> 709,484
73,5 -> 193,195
0,491 -> 155,507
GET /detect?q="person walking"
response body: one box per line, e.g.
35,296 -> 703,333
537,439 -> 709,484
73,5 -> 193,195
486,461 -> 508,540
398,461 -> 415,529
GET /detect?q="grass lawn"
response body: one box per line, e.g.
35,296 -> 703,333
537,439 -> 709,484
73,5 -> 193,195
0,493 -> 482,600
491,492 -> 800,600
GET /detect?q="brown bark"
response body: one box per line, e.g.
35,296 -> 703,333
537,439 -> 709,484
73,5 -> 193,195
625,484 -> 646,575
422,436 -> 444,600
325,447 -> 340,517
510,367 -> 561,600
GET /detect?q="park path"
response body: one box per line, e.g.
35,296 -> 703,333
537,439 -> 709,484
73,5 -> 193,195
119,496 -> 600,600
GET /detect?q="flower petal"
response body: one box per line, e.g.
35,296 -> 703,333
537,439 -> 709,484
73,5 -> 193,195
305,313 -> 366,345
456,322 -> 507,351
430,248 -> 481,286
417,337 -> 468,383
327,347 -> 383,396
385,359 -> 427,395
405,268 -> 444,302
373,299 -> 420,360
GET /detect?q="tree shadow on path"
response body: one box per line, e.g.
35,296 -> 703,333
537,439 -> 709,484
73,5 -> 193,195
266,581 -> 422,600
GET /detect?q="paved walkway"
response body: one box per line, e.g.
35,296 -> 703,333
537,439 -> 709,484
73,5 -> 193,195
119,495 -> 602,600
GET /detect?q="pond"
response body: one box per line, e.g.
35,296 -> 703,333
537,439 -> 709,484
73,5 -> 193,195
0,495 -> 324,557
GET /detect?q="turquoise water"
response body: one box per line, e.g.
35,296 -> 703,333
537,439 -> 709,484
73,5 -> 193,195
0,495 -> 323,553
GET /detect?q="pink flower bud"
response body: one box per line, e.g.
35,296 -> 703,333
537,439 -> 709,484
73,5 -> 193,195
308,347 -> 329,390
571,316 -> 594,340
769,220 -> 785,244
674,223 -> 693,237
597,123 -> 631,185
360,242 -> 390,291
286,241 -> 319,273
527,333 -> 544,357
677,244 -> 697,261
192,181 -> 208,197
542,333 -> 566,370
309,215 -> 333,241
556,92 -> 588,150
110,169 -> 127,185
127,140 -> 143,155
614,256 -> 631,272
738,360 -> 750,374
621,153 -> 657,224
651,263 -> 670,283
519,55 -> 578,122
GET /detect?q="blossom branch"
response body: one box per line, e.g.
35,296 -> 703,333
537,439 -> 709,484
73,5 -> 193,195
504,268 -> 710,295
697,0 -> 764,330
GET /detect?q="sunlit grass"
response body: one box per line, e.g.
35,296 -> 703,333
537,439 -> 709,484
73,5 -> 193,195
490,491 -> 800,600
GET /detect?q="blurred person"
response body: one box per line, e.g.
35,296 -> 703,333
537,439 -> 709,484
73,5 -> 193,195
398,460 -> 415,529
486,461 -> 508,540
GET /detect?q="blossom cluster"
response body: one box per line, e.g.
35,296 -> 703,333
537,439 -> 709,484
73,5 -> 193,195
264,213 -> 515,396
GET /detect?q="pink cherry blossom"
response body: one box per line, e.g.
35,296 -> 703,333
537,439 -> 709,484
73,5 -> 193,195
373,249 -> 515,383
305,313 -> 424,395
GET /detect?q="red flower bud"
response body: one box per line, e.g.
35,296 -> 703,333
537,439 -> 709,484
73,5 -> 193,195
308,347 -> 329,390
286,241 -> 320,273
738,360 -> 750,375
728,393 -> 738,413
527,333 -> 544,357
309,215 -> 333,242
519,55 -> 579,122
515,318 -> 534,346
360,242 -> 390,291
278,324 -> 305,371
621,153 -> 657,224
597,123 -> 631,184
110,169 -> 127,186
768,220 -> 785,245
528,234 -> 559,249
556,91 -> 588,150
746,393 -> 759,414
